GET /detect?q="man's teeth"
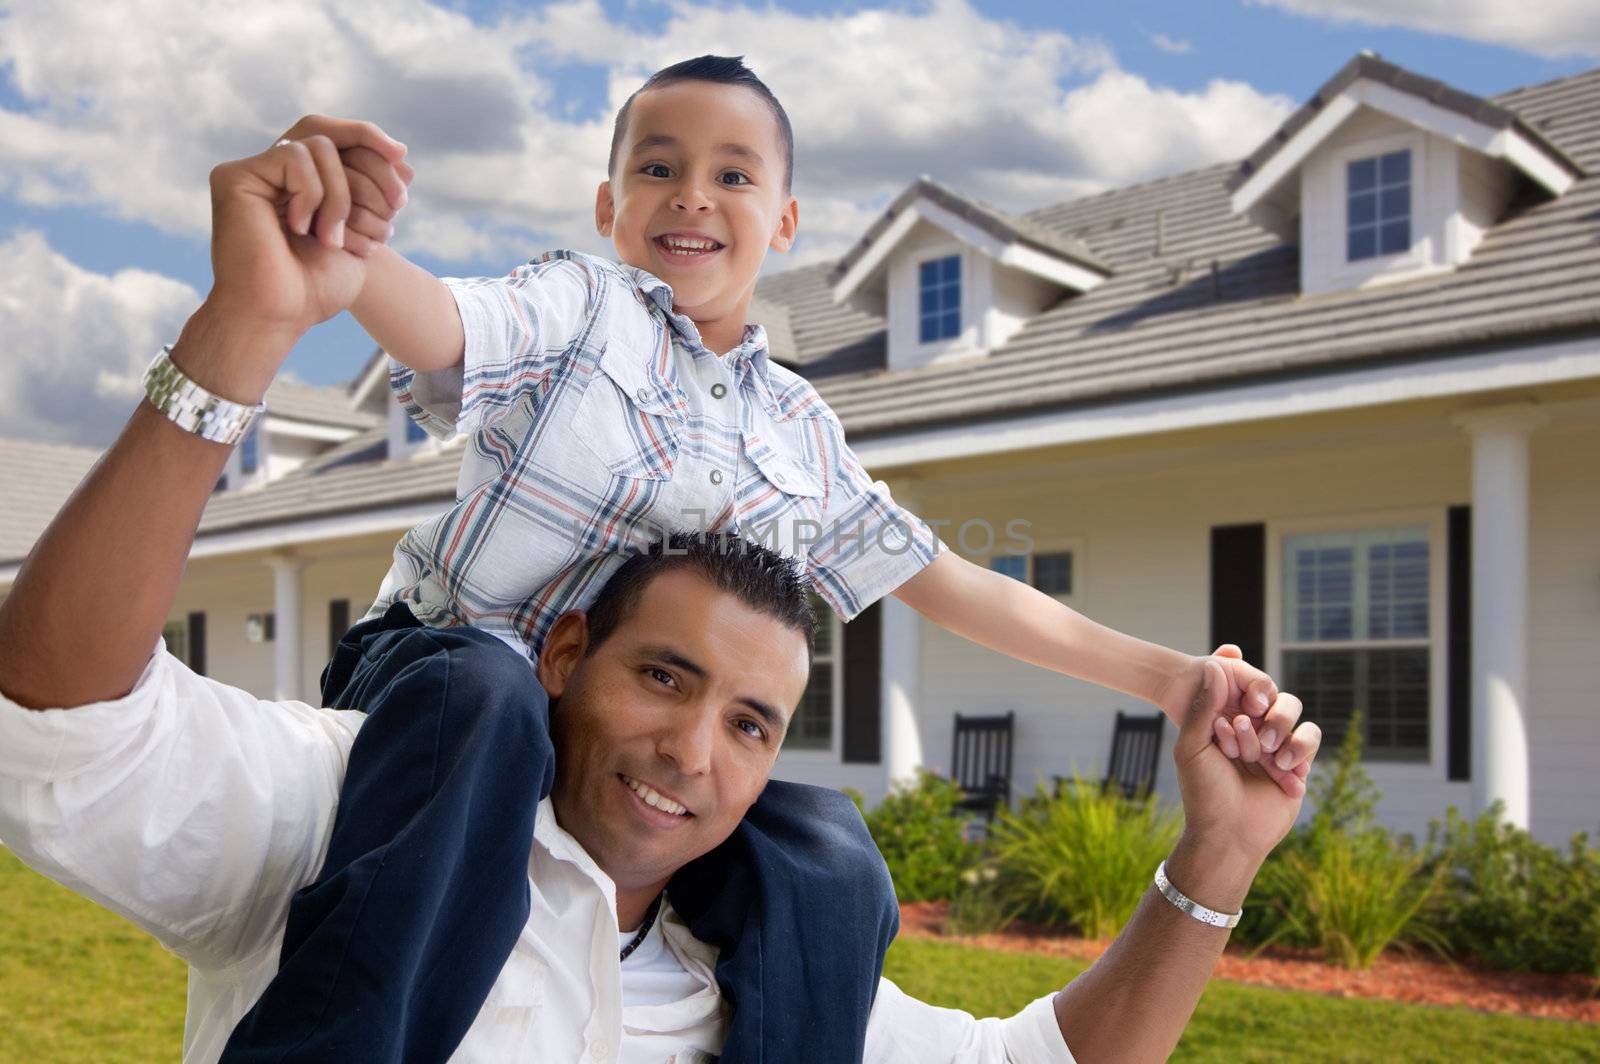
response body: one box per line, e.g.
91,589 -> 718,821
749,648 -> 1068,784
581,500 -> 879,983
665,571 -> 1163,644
624,775 -> 689,816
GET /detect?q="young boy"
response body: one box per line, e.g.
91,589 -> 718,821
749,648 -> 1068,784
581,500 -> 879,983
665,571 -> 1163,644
226,56 -> 1311,1062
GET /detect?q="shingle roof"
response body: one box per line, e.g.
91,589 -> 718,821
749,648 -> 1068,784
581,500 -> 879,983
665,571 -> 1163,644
1229,52 -> 1583,196
826,175 -> 1111,292
757,63 -> 1600,436
265,376 -> 383,429
0,438 -> 101,562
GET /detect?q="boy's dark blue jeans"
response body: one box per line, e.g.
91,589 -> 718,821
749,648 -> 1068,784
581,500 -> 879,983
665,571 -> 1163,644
220,602 -> 899,1063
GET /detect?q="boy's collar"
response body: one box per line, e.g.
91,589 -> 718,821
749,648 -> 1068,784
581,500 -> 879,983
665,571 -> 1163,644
624,263 -> 775,382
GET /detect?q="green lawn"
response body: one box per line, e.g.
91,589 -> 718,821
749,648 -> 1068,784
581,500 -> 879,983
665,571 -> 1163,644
4,846 -> 1595,1061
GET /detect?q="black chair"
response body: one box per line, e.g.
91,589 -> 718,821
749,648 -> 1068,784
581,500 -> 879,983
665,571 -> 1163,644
950,711 -> 1015,822
1101,709 -> 1165,800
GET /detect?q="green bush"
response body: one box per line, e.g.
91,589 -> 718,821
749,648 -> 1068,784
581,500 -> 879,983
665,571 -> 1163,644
989,773 -> 1182,939
1239,710 -> 1447,968
943,864 -> 1018,937
1419,804 -> 1600,978
848,770 -> 977,902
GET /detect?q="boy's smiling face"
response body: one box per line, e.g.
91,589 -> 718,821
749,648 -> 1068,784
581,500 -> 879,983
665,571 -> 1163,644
596,79 -> 798,355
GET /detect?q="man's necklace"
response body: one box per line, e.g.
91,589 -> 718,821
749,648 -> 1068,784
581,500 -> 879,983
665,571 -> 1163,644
620,894 -> 664,963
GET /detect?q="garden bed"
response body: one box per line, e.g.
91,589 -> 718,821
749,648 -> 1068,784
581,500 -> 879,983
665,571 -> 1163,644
899,901 -> 1600,1024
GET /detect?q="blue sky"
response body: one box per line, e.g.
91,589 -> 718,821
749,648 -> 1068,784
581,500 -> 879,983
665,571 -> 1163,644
1,0 -> 1594,444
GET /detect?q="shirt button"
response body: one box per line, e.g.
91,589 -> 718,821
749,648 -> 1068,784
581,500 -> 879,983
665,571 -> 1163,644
710,382 -> 727,399
773,470 -> 786,486
710,469 -> 724,485
635,386 -> 651,404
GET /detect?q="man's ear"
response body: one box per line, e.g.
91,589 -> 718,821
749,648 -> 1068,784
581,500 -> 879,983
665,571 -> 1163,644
769,194 -> 798,253
537,610 -> 589,698
595,180 -> 615,238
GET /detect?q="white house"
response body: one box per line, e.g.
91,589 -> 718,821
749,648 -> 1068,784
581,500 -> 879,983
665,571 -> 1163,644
3,54 -> 1597,847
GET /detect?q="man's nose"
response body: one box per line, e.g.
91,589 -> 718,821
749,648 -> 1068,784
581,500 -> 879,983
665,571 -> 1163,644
656,706 -> 716,777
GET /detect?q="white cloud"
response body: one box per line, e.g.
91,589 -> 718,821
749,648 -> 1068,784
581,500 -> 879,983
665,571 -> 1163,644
0,0 -> 1294,274
0,229 -> 201,447
1249,0 -> 1600,59
1147,31 -> 1194,55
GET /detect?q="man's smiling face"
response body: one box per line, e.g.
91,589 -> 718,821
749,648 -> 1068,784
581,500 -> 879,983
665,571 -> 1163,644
595,79 -> 798,330
537,567 -> 811,897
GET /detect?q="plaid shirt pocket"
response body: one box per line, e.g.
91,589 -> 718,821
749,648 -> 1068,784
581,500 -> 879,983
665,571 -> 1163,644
572,340 -> 687,481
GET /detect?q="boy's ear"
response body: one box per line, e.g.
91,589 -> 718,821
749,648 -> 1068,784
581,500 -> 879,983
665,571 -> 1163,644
769,194 -> 798,254
595,180 -> 615,238
537,610 -> 590,698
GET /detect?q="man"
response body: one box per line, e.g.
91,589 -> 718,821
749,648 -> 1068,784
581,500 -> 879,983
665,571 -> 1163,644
0,122 -> 1321,1062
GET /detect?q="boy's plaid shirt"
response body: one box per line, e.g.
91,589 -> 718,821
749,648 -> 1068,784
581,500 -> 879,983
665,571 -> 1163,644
373,250 -> 945,658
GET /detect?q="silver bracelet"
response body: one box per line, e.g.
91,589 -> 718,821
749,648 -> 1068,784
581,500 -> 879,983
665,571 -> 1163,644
142,345 -> 266,446
1154,859 -> 1242,928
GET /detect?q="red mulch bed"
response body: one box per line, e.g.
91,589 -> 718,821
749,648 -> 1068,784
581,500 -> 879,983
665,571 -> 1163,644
899,901 -> 1600,1024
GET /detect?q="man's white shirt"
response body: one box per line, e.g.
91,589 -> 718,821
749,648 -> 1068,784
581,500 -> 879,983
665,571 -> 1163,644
0,645 -> 1074,1063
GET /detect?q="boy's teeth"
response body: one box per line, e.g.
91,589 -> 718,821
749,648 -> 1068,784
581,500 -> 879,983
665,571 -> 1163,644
624,775 -> 688,816
660,237 -> 718,251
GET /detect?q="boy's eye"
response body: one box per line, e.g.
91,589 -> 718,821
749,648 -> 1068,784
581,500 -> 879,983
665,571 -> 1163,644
720,171 -> 750,186
642,163 -> 671,178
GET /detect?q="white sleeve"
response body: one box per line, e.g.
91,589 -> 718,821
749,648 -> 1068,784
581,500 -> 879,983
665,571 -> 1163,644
863,978 -> 1075,1064
0,644 -> 364,971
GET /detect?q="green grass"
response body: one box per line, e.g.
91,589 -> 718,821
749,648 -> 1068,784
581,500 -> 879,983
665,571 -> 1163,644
4,847 -> 1595,1062
886,937 -> 1600,1062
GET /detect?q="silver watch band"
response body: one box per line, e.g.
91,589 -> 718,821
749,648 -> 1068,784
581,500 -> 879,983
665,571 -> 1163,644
1154,859 -> 1243,928
143,345 -> 266,446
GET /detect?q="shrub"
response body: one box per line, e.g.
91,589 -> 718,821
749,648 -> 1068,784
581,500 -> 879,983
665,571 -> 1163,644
943,864 -> 1018,937
1419,804 -> 1600,978
989,773 -> 1181,939
849,770 -> 977,902
1239,710 -> 1447,967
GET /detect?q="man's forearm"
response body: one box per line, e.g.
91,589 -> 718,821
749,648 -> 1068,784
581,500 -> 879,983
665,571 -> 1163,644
349,244 -> 464,373
1052,834 -> 1261,1063
0,307 -> 294,709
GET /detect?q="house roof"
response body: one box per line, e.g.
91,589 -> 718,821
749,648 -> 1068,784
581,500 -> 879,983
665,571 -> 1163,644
753,63 -> 1600,436
0,438 -> 102,562
1229,52 -> 1583,200
265,376 -> 383,430
826,175 -> 1112,300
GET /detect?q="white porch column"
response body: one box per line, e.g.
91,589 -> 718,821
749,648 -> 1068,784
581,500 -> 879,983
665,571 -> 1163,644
1452,403 -> 1546,830
268,554 -> 305,702
882,477 -> 926,793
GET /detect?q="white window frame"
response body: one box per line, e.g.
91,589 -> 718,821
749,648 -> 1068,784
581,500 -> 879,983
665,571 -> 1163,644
917,251 -> 963,347
987,533 -> 1086,604
781,592 -> 843,761
1266,506 -> 1447,780
1325,131 -> 1429,287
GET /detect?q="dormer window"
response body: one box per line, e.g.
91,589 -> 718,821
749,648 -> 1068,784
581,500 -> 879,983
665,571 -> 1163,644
240,426 -> 260,476
1346,149 -> 1411,261
918,254 -> 961,343
405,416 -> 428,444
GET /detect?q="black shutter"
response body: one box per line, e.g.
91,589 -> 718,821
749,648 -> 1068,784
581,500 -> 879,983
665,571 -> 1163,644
841,600 -> 882,764
186,611 -> 207,677
1447,505 -> 1472,782
1209,524 -> 1265,666
329,599 -> 351,659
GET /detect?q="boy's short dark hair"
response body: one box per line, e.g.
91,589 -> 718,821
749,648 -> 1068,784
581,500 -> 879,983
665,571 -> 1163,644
583,528 -> 816,668
608,54 -> 795,195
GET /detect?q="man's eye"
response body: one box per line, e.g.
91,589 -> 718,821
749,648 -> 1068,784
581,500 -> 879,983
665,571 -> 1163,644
737,719 -> 765,740
646,667 -> 675,687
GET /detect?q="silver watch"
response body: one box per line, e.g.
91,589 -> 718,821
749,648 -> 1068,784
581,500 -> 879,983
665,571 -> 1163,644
1154,859 -> 1242,928
142,345 -> 266,446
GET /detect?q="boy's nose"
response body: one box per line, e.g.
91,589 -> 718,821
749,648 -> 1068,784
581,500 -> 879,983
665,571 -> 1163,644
671,181 -> 714,212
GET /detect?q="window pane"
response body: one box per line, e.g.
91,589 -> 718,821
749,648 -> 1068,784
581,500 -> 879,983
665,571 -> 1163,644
1369,537 -> 1429,639
920,260 -> 938,286
1379,185 -> 1409,220
940,282 -> 960,312
1348,192 -> 1376,226
941,255 -> 959,283
990,554 -> 1027,582
1348,157 -> 1377,192
1380,150 -> 1410,185
1379,220 -> 1410,255
1348,226 -> 1377,261
919,315 -> 937,343
1284,648 -> 1358,752
406,417 -> 428,443
1363,647 -> 1430,763
941,310 -> 960,338
786,663 -> 832,750
1032,551 -> 1073,595
920,288 -> 938,315
240,427 -> 259,474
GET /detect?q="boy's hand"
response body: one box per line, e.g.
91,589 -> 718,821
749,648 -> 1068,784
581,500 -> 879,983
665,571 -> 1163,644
271,115 -> 413,253
1156,645 -> 1315,797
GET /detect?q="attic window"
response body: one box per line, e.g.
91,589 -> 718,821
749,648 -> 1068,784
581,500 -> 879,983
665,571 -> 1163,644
918,254 -> 961,343
240,426 -> 260,475
1346,149 -> 1411,262
405,416 -> 428,444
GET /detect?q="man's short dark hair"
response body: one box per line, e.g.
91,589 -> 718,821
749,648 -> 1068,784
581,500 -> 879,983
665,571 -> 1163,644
607,54 -> 795,195
583,529 -> 816,668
